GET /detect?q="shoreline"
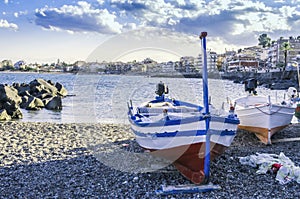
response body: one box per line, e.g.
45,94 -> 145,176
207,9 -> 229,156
0,121 -> 300,198
1,70 -> 298,90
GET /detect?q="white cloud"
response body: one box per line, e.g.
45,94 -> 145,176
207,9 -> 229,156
97,0 -> 105,5
3,0 -> 8,4
30,0 -> 300,54
279,6 -> 297,18
0,19 -> 18,30
35,1 -> 123,34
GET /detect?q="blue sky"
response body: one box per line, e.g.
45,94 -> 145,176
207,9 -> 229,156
1,0 -> 300,64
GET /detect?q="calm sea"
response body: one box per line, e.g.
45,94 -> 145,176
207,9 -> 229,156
0,72 -> 293,124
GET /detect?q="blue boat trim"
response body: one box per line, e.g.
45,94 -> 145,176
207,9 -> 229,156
132,128 -> 236,138
129,114 -> 239,127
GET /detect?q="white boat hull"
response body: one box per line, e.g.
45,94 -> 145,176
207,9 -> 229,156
128,94 -> 240,184
235,98 -> 295,144
131,116 -> 238,150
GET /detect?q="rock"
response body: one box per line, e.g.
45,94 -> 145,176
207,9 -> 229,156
55,82 -> 68,97
36,92 -> 54,100
20,96 -> 29,109
3,101 -> 23,119
44,96 -> 62,110
12,107 -> 23,119
25,96 -> 45,110
222,71 -> 300,90
15,84 -> 31,97
0,84 -> 22,105
0,109 -> 11,120
270,81 -> 298,90
29,79 -> 58,97
0,79 -> 67,120
47,80 -> 55,86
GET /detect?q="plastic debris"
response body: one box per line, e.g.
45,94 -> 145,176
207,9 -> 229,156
239,152 -> 300,185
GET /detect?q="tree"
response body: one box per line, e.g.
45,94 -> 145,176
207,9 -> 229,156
258,33 -> 271,48
280,42 -> 292,71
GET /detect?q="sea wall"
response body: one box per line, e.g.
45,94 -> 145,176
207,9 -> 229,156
221,71 -> 299,90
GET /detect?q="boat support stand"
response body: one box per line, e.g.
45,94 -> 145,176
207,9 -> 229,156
155,130 -> 221,195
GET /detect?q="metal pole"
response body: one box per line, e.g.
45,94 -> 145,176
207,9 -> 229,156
200,32 -> 210,182
297,64 -> 300,92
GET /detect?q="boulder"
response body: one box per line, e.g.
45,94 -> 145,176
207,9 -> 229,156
29,79 -> 58,97
55,82 -> 68,97
0,79 -> 67,120
36,92 -> 53,100
47,80 -> 55,86
0,98 -> 23,119
25,96 -> 45,110
0,84 -> 22,105
20,96 -> 29,109
44,96 -> 62,110
15,83 -> 31,97
0,109 -> 11,121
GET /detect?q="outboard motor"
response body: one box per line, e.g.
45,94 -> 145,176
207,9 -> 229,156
244,78 -> 257,95
287,87 -> 298,99
155,81 -> 169,96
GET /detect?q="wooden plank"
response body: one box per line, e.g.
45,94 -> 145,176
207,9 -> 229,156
156,183 -> 221,195
272,137 -> 300,143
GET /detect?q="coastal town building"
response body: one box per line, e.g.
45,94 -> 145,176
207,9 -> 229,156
179,56 -> 196,73
1,35 -> 300,74
1,60 -> 13,69
227,54 -> 259,72
267,37 -> 300,68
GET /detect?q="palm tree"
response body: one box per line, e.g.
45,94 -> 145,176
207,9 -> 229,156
280,42 -> 292,71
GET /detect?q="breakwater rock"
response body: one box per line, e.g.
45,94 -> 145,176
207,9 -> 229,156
221,71 -> 299,90
0,78 -> 68,120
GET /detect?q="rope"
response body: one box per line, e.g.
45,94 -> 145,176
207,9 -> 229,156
254,104 -> 284,115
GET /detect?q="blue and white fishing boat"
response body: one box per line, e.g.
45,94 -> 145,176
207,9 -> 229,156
128,32 -> 240,185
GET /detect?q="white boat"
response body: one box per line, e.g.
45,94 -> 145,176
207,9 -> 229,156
234,79 -> 296,144
127,32 -> 240,184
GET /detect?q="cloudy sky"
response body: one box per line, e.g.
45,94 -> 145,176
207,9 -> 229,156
1,0 -> 300,63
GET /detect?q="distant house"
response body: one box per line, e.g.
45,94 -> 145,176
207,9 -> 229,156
27,63 -> 39,70
73,60 -> 86,71
161,61 -> 175,72
14,60 -> 26,70
227,54 -> 259,72
1,60 -> 13,68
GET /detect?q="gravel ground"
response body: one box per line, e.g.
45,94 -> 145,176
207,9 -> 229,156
0,121 -> 300,198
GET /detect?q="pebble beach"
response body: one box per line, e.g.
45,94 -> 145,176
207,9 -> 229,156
0,121 -> 300,198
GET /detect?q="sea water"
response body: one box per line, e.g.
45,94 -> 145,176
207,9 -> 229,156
0,72 -> 293,124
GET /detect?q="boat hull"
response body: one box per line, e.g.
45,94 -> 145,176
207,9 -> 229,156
129,114 -> 238,184
149,141 -> 226,184
131,116 -> 238,150
128,96 -> 239,184
236,104 -> 294,144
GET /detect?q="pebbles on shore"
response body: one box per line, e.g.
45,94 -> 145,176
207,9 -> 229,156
0,121 -> 300,198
